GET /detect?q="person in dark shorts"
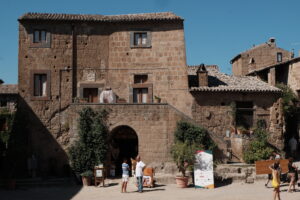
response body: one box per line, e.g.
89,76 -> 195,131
287,157 -> 298,193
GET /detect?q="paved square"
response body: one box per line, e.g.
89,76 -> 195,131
0,180 -> 299,200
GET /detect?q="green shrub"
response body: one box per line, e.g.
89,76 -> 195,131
243,127 -> 273,164
68,107 -> 109,174
171,121 -> 216,176
80,170 -> 93,177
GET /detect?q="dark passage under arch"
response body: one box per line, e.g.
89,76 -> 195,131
110,125 -> 138,176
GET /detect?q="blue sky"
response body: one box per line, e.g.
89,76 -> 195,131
1,0 -> 300,84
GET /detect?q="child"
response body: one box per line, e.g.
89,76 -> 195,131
121,158 -> 130,193
269,160 -> 281,200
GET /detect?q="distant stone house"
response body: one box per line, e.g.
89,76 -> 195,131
231,38 -> 293,76
16,12 -> 285,176
188,65 -> 283,161
231,38 -> 300,153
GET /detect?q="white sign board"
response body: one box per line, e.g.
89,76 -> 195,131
96,169 -> 103,177
194,150 -> 214,189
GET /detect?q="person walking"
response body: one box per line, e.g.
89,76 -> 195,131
121,158 -> 130,193
287,157 -> 298,193
265,154 -> 275,187
269,160 -> 281,200
135,155 -> 145,193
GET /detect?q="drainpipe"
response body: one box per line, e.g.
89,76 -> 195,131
71,24 -> 77,98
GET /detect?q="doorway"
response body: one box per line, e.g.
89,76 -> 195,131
110,126 -> 138,176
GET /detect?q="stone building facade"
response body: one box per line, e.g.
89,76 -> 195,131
188,65 -> 283,161
17,12 -> 285,176
231,38 -> 293,76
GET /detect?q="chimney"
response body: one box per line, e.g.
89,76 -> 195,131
197,64 -> 208,87
268,37 -> 276,47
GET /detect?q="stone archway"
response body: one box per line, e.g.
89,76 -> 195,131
109,125 -> 138,176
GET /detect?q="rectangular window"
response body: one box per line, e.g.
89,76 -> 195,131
277,52 -> 282,62
236,101 -> 254,129
130,31 -> 151,48
134,32 -> 147,46
134,75 -> 148,84
133,88 -> 148,103
83,88 -> 99,103
33,30 -> 47,43
33,74 -> 47,97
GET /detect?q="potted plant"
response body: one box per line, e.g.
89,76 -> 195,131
154,96 -> 161,103
171,142 -> 199,188
81,170 -> 93,186
171,121 -> 215,188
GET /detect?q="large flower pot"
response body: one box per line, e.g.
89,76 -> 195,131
175,176 -> 188,188
82,176 -> 92,186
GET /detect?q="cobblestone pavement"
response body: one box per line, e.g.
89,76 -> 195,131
0,180 -> 299,200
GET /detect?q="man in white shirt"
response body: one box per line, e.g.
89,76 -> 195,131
135,155 -> 145,193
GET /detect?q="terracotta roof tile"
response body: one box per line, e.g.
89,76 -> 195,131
188,65 -> 281,93
0,84 -> 18,94
18,12 -> 183,22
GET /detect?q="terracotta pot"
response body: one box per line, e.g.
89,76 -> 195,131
82,176 -> 92,186
175,176 -> 188,188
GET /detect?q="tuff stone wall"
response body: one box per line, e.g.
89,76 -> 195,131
288,60 -> 300,94
191,92 -> 284,160
18,19 -> 195,176
232,42 -> 291,76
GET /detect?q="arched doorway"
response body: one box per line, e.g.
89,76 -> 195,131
110,126 -> 138,176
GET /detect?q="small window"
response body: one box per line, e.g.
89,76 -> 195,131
34,74 -> 47,97
0,100 -> 7,107
134,32 -> 147,46
133,88 -> 148,103
277,52 -> 282,62
130,31 -> 151,48
33,30 -> 47,43
134,75 -> 148,84
236,101 -> 254,129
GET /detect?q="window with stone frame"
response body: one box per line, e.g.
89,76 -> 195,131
235,101 -> 254,130
30,29 -> 51,48
130,31 -> 151,48
277,52 -> 282,62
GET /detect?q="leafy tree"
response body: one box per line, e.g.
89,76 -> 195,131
68,107 -> 109,174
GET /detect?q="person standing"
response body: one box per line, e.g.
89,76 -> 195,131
121,158 -> 130,193
269,160 -> 281,200
287,157 -> 298,193
135,155 -> 146,193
